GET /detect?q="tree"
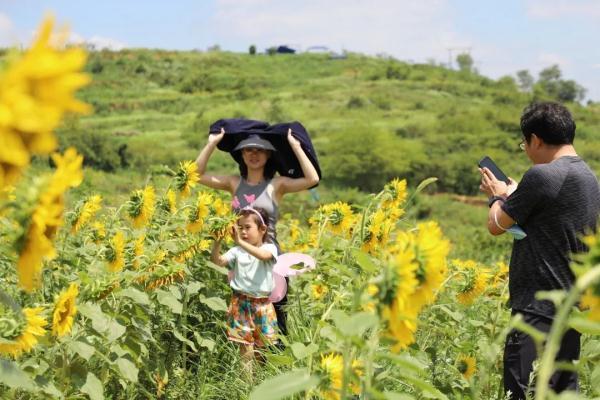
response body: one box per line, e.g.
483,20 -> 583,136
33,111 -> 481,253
516,70 -> 534,92
557,80 -> 586,102
249,45 -> 256,55
456,53 -> 473,73
539,64 -> 561,82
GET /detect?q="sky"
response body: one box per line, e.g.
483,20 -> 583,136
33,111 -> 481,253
1,0 -> 599,100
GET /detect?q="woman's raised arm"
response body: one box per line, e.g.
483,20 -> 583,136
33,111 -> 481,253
195,128 -> 237,192
275,129 -> 320,198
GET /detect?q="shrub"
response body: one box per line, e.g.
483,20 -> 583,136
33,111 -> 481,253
346,96 -> 365,109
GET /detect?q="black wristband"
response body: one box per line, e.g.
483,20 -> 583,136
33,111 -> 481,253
488,195 -> 506,208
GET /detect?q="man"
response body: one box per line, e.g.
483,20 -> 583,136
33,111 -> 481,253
479,102 -> 600,399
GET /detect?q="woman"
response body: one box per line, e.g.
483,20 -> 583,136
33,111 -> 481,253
196,127 -> 319,335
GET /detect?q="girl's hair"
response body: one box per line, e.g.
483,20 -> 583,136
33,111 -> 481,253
238,151 -> 277,180
237,207 -> 270,230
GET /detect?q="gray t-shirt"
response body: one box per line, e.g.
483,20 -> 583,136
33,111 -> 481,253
501,156 -> 600,318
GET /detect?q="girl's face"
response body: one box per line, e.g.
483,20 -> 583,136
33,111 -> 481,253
237,214 -> 266,246
241,148 -> 270,170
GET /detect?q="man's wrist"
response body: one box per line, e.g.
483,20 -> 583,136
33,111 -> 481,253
488,195 -> 506,208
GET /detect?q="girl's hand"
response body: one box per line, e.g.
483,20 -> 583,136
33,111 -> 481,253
208,128 -> 225,144
230,224 -> 241,244
287,129 -> 301,149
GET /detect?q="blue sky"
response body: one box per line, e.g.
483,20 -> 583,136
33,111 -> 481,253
1,0 -> 599,100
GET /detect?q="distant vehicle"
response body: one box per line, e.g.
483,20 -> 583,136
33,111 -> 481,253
276,45 -> 296,54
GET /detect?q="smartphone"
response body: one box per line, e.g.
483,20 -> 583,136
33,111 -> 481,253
478,156 -> 510,184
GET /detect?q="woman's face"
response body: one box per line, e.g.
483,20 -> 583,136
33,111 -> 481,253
241,147 -> 270,170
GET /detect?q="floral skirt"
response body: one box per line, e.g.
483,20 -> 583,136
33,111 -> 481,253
227,292 -> 278,346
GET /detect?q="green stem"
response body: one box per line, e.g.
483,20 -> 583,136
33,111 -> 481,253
535,264 -> 600,399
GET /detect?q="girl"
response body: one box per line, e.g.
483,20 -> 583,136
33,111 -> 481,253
211,207 -> 278,374
197,128 -> 319,335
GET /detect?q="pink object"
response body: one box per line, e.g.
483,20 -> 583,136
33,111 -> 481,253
243,194 -> 256,204
231,196 -> 240,209
273,253 -> 316,277
269,272 -> 287,302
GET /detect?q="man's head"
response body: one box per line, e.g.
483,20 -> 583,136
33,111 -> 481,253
520,102 -> 576,145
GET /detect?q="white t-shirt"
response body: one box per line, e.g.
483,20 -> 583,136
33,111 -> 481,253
224,243 -> 277,298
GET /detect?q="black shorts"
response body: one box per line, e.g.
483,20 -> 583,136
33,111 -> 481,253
503,311 -> 580,400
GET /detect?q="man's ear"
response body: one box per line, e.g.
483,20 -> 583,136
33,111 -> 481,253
531,133 -> 543,148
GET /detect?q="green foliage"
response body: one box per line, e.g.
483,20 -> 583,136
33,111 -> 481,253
456,53 -> 474,73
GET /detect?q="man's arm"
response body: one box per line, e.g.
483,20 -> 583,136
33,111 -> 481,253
480,167 -> 518,235
487,200 -> 516,236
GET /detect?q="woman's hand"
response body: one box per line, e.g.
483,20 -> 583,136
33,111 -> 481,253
287,129 -> 301,149
208,127 -> 225,145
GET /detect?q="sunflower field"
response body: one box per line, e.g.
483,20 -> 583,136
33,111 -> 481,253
1,16 -> 600,400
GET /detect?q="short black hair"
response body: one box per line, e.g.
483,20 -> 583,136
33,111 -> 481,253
238,154 -> 277,180
520,102 -> 576,145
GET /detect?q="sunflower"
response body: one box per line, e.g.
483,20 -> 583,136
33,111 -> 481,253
173,239 -> 211,263
131,235 -> 145,269
0,307 -> 47,358
377,244 -> 420,351
320,353 -> 343,400
174,160 -> 200,198
17,148 -> 83,291
361,209 -> 392,255
350,359 -> 363,395
212,197 -> 230,218
492,261 -> 509,287
311,283 -> 328,300
71,195 -> 102,233
106,231 -> 125,272
456,355 -> 476,380
166,188 -> 177,213
128,186 -> 156,228
455,260 -> 490,305
90,221 -> 106,243
381,178 -> 408,210
580,288 -> 600,322
311,202 -> 355,236
404,221 -> 450,310
0,16 -> 90,187
52,283 -> 78,337
187,192 -> 213,233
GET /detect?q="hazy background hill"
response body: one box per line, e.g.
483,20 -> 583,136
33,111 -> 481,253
19,48 -> 600,259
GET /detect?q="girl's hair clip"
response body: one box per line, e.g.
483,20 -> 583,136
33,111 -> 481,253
240,206 -> 266,226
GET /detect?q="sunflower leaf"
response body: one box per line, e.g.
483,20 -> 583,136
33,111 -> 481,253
81,372 -> 104,400
0,360 -> 36,391
249,369 -> 319,400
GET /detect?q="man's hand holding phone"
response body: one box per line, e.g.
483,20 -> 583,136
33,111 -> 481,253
479,167 -> 517,198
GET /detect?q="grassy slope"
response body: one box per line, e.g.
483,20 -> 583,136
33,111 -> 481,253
34,49 -> 600,259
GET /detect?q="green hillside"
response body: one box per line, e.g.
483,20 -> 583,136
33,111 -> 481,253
56,49 -> 600,200
40,49 -> 597,261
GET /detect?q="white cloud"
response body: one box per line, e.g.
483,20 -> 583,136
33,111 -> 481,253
69,32 -> 127,51
0,12 -> 18,47
527,0 -> 600,19
537,52 -> 571,69
210,0 -> 471,62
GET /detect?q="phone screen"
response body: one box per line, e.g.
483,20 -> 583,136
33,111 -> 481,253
478,156 -> 509,184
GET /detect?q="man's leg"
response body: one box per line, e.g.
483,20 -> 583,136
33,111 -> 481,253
504,313 -> 581,399
549,327 -> 580,392
503,327 -> 538,400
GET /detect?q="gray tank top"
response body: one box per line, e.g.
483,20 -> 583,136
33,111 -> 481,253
232,178 -> 279,248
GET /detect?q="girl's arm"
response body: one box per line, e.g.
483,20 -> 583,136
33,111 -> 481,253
210,238 -> 229,267
231,226 -> 274,261
274,129 -> 320,200
196,128 -> 238,193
